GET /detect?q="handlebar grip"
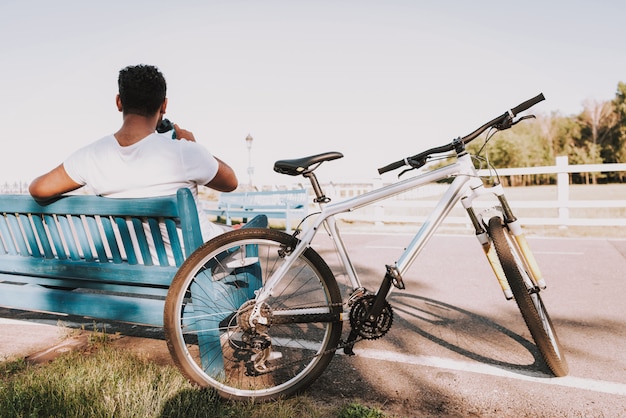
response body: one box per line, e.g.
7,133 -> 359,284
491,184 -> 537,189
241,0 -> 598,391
510,93 -> 545,116
378,160 -> 405,175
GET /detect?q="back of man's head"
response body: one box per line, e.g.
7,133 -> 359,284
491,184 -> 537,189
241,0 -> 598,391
118,64 -> 167,116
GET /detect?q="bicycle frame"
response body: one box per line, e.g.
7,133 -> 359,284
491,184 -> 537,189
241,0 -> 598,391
256,152 -> 500,307
249,147 -> 548,334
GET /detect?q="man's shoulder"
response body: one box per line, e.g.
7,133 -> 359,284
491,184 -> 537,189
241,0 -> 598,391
84,134 -> 117,149
66,134 -> 115,158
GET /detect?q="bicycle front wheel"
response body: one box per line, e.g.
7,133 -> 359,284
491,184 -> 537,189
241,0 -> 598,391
163,228 -> 343,401
487,216 -> 568,377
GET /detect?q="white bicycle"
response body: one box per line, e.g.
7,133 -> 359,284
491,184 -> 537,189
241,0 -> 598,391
164,93 -> 568,401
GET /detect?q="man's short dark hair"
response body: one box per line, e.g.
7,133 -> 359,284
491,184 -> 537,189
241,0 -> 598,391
118,64 -> 167,116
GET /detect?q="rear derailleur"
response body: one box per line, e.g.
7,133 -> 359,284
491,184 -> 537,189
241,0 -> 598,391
228,300 -> 282,375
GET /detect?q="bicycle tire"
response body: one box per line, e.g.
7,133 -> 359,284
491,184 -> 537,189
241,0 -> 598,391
487,216 -> 569,377
163,228 -> 343,401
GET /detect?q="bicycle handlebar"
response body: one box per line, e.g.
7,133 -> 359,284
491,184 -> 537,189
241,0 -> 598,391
378,93 -> 545,175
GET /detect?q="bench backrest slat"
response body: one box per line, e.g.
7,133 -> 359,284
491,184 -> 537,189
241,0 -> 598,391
115,216 -> 137,265
57,215 -> 81,260
7,215 -> 30,256
148,217 -> 168,266
85,215 -> 108,262
0,216 -> 16,255
31,215 -> 54,258
100,216 -> 123,263
165,218 -> 184,266
131,217 -> 152,266
177,190 -> 203,258
43,214 -> 66,259
19,214 -> 42,258
71,215 -> 94,262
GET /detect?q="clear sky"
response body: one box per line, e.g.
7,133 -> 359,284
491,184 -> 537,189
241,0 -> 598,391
2,0 -> 624,188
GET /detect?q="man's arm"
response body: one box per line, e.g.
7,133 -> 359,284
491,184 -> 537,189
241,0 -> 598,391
29,164 -> 83,201
174,125 -> 237,192
206,157 -> 238,192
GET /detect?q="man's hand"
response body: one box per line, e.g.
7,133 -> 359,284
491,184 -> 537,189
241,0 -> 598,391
174,124 -> 196,142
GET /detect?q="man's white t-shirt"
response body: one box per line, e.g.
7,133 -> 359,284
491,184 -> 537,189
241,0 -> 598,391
63,133 -> 224,241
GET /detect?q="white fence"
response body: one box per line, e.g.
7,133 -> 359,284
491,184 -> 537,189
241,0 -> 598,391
331,156 -> 626,228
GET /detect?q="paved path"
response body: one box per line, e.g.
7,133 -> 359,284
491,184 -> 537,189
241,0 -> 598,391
1,232 -> 625,416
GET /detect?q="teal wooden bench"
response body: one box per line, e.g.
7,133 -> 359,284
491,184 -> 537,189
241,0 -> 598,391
204,189 -> 308,233
0,189 -> 265,327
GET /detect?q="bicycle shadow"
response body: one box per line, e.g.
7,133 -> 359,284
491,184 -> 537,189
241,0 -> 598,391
385,293 -> 552,377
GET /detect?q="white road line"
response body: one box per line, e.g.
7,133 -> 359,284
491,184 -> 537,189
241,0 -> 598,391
349,348 -> 626,396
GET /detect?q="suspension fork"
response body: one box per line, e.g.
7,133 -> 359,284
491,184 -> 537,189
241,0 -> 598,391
467,205 -> 514,300
463,184 -> 547,301
494,188 -> 547,289
460,181 -> 512,299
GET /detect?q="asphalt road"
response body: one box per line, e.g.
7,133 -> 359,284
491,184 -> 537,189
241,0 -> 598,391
1,230 -> 624,417
304,230 -> 626,417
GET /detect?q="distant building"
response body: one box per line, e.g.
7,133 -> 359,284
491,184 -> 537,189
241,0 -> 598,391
1,181 -> 29,194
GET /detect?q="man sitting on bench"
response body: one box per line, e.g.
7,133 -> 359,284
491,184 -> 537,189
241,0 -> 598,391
29,64 -> 239,243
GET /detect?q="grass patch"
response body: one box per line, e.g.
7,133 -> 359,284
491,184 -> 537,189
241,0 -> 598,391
0,342 -> 387,418
337,403 -> 385,418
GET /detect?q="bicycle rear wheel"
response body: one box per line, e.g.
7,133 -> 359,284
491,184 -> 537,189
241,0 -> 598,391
487,217 -> 568,376
163,228 -> 343,401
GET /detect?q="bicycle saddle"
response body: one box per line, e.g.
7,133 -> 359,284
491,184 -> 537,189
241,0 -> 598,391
274,152 -> 344,176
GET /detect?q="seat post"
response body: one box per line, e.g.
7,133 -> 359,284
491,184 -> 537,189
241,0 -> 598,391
303,171 -> 330,203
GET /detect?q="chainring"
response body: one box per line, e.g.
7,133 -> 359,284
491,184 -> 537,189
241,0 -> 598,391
349,294 -> 393,340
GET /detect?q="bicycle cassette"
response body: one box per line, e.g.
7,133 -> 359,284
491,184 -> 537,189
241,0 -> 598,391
349,294 -> 393,340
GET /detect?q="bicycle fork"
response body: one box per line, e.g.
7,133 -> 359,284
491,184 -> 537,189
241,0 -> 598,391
463,184 -> 547,300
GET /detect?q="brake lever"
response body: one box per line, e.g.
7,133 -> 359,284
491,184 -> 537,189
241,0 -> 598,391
510,114 -> 536,126
398,167 -> 415,178
495,114 -> 536,130
398,157 -> 427,178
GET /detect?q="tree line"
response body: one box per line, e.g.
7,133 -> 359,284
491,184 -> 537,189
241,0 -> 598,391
468,82 -> 626,186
